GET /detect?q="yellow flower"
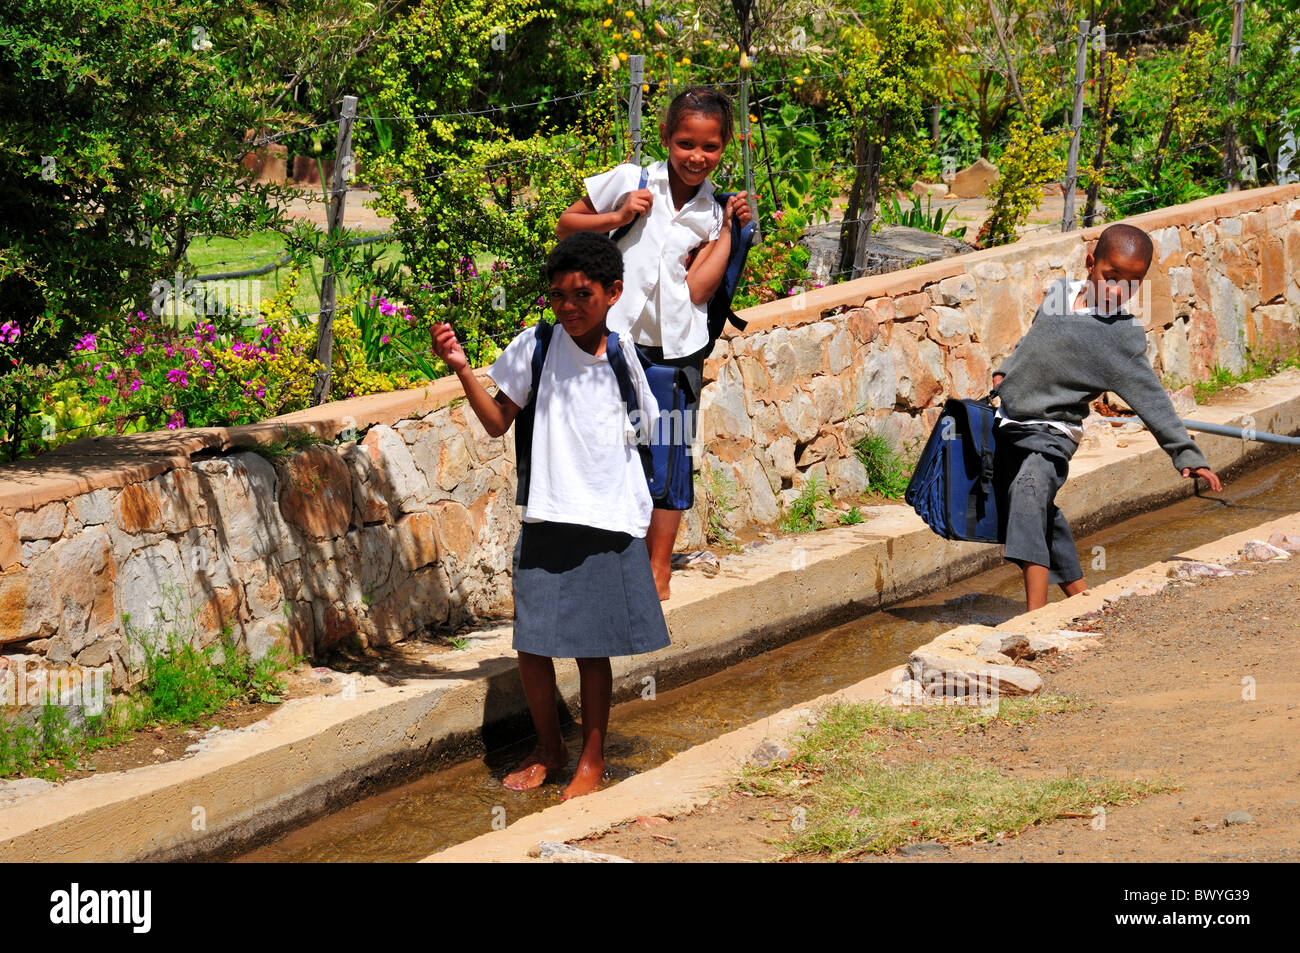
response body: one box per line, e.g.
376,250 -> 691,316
624,9 -> 634,17
618,50 -> 628,61
702,39 -> 711,46
802,67 -> 810,75
631,29 -> 641,39
739,51 -> 751,70
613,31 -> 622,39
642,83 -> 650,92
680,56 -> 691,65
749,113 -> 758,123
795,77 -> 804,86
602,17 -> 611,26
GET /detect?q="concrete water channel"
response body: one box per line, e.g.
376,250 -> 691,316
235,446 -> 1300,863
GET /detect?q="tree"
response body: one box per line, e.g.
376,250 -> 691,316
833,0 -> 943,279
0,0 -> 293,458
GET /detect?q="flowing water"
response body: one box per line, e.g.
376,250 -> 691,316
236,449 -> 1300,862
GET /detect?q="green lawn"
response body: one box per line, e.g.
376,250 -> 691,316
184,229 -> 404,321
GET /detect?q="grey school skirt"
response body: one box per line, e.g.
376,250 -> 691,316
511,520 -> 671,658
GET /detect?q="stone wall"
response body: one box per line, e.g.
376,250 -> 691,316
2,184 -> 1298,700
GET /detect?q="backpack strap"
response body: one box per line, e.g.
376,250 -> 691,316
609,166 -> 650,244
705,191 -> 756,344
604,331 -> 654,482
513,320 -> 554,507
963,403 -> 997,538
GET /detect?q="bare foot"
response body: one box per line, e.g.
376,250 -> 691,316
502,747 -> 568,791
561,757 -> 607,801
652,565 -> 671,601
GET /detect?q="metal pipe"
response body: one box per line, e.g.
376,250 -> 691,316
1109,416 -> 1300,447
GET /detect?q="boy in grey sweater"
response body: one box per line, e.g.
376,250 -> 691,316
991,223 -> 1222,611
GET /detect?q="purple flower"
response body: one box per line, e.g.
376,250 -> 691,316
166,368 -> 189,388
74,333 -> 97,352
99,395 -> 111,406
380,334 -> 390,344
166,411 -> 185,430
128,380 -> 142,393
0,321 -> 20,343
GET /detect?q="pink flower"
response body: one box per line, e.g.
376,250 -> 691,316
166,411 -> 186,430
74,333 -> 97,352
380,334 -> 390,344
166,368 -> 188,388
0,321 -> 20,343
99,395 -> 111,405
128,380 -> 142,393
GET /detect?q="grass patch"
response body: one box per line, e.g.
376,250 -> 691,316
700,466 -> 743,552
244,430 -> 327,466
780,473 -> 831,533
0,705 -> 120,782
854,431 -> 912,499
0,625 -> 297,782
1185,347 -> 1300,403
738,698 -> 1164,860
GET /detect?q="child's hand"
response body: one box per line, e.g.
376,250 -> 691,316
722,191 -> 752,228
429,322 -> 469,373
1182,466 -> 1222,492
617,189 -> 653,225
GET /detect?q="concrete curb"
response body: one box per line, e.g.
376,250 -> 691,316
427,510 -> 1300,863
2,372 -> 1299,861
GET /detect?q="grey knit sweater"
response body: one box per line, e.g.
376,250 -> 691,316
994,278 -> 1209,473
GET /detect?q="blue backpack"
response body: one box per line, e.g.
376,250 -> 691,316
904,396 -> 1002,543
513,323 -> 652,507
609,165 -> 756,509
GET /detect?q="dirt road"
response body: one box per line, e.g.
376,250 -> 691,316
580,552 -> 1300,862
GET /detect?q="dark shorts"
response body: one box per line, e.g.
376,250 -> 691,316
994,422 -> 1084,585
511,520 -> 671,658
636,345 -> 705,513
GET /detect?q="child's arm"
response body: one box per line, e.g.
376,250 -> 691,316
1110,351 -> 1222,490
556,191 -> 652,238
684,192 -> 750,306
429,323 -> 521,438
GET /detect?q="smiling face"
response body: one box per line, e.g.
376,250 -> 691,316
547,270 -> 621,351
1084,248 -> 1150,314
660,110 -> 727,192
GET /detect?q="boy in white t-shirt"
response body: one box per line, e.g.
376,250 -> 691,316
429,232 -> 668,801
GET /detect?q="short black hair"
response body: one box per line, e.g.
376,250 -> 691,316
1095,223 -> 1154,267
664,86 -> 735,145
545,231 -> 623,288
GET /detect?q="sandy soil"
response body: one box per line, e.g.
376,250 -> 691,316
578,553 -> 1300,862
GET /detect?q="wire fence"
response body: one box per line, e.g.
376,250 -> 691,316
26,8 -> 1293,447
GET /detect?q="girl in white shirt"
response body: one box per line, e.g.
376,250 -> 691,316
429,232 -> 668,801
557,86 -> 753,600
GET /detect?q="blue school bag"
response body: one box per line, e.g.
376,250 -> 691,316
903,394 -> 1003,544
513,322 -> 652,507
609,165 -> 756,509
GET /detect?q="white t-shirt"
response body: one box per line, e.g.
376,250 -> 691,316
583,160 -> 724,360
489,325 -> 660,538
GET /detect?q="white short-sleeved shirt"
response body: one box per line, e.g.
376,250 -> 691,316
489,325 -> 660,538
583,160 -> 724,360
